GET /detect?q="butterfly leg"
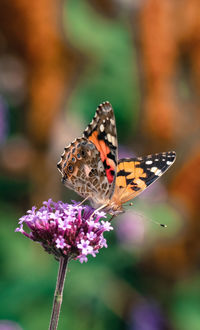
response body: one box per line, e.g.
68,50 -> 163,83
90,204 -> 108,220
77,196 -> 89,207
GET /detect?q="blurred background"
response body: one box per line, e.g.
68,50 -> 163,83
0,0 -> 200,329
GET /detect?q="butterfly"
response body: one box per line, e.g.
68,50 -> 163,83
57,102 -> 176,215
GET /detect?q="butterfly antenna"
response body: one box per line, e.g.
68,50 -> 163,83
124,204 -> 167,228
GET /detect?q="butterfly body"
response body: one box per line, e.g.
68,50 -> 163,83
57,102 -> 176,215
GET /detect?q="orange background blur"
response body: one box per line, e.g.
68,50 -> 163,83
0,1 -> 200,329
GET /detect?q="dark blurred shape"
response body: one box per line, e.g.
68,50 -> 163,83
0,55 -> 26,104
89,0 -> 117,17
129,301 -> 169,330
1,136 -> 32,174
0,96 -> 8,143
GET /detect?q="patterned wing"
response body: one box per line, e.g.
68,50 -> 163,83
57,101 -> 118,207
83,101 -> 118,187
113,151 -> 176,205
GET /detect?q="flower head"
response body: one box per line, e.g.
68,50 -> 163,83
16,199 -> 113,263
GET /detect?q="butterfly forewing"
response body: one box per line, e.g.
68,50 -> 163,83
83,101 -> 118,193
113,151 -> 176,204
57,102 -> 118,207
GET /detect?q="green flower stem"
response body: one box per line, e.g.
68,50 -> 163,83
49,257 -> 69,330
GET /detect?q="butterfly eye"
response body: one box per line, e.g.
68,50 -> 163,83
67,164 -> 74,173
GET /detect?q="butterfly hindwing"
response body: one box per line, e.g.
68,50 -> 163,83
57,137 -> 114,204
114,151 -> 176,204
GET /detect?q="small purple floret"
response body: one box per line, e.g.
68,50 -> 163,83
16,199 -> 112,263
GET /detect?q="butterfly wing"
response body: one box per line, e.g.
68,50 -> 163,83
83,101 -> 118,188
112,151 -> 176,205
57,101 -> 118,207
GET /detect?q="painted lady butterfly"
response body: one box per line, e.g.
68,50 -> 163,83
57,102 -> 176,215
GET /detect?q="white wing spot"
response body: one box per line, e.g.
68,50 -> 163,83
150,167 -> 163,176
100,124 -> 104,132
167,160 -> 173,165
65,144 -> 70,148
145,160 -> 153,165
111,135 -> 117,147
110,119 -> 115,126
155,169 -> 163,176
150,167 -> 158,173
107,133 -> 112,143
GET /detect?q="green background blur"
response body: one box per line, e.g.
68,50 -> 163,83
1,1 -> 200,329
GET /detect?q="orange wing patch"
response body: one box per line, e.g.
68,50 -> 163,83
89,131 -> 109,162
116,161 -> 147,188
116,175 -> 126,188
113,159 -> 148,204
112,151 -> 176,208
89,131 -> 116,184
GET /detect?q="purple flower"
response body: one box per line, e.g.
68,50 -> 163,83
129,301 -> 168,330
77,239 -> 93,254
16,199 -> 112,263
0,320 -> 22,330
116,212 -> 145,247
55,236 -> 67,249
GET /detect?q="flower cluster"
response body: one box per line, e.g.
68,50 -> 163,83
16,199 -> 113,263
